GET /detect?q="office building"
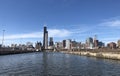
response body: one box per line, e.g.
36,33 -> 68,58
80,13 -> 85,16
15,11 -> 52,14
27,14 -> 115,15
43,26 -> 48,49
63,40 -> 66,49
55,42 -> 63,48
86,37 -> 94,49
117,40 -> 120,48
49,37 -> 54,46
65,39 -> 71,49
35,41 -> 42,51
94,40 -> 99,48
98,41 -> 105,47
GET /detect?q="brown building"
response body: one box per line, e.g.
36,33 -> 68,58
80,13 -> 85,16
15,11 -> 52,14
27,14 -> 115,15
94,40 -> 99,47
117,40 -> 120,48
107,42 -> 116,49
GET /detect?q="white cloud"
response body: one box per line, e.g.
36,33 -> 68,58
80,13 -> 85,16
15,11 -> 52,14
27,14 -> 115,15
48,29 -> 71,37
101,37 -> 119,44
0,29 -> 71,40
4,32 -> 43,39
100,18 -> 120,27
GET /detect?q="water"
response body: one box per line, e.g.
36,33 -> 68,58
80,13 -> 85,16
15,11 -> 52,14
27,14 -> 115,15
0,52 -> 120,76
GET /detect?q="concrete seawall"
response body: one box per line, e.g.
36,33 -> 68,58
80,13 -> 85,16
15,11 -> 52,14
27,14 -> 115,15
61,51 -> 120,60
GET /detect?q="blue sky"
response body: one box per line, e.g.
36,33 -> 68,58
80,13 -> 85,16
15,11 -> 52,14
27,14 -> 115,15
0,0 -> 120,46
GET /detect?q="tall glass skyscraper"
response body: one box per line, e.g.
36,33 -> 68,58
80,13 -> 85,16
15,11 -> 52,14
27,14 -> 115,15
43,26 -> 48,50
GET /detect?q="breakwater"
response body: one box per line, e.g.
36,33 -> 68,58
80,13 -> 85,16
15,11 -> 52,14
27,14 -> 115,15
62,50 -> 120,60
0,50 -> 36,55
0,48 -> 36,55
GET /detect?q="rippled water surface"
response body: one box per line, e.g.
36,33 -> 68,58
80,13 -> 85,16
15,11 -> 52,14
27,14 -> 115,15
0,52 -> 120,76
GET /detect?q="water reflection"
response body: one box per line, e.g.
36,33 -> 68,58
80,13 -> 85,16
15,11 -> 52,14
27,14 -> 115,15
42,52 -> 48,76
0,52 -> 120,76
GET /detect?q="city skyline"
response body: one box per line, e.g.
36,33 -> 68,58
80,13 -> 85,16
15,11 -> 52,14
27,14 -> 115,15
0,0 -> 120,45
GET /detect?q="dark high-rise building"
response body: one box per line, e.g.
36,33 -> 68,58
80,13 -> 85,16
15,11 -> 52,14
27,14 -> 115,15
49,37 -> 54,46
63,40 -> 66,48
43,26 -> 48,49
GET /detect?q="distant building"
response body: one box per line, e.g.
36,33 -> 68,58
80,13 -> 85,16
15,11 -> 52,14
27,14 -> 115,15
11,44 -> 17,48
49,37 -> 54,46
86,37 -> 94,49
55,42 -> 59,48
18,44 -> 27,50
55,42 -> 63,48
117,40 -> 120,48
26,42 -> 34,51
71,40 -> 77,49
43,26 -> 48,50
11,44 -> 20,50
81,43 -> 86,49
65,39 -> 71,49
107,42 -> 116,49
94,40 -> 99,48
98,41 -> 105,47
35,41 -> 42,51
71,40 -> 81,49
63,40 -> 66,49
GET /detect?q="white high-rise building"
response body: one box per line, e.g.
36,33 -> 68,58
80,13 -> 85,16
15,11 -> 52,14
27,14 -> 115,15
65,39 -> 71,49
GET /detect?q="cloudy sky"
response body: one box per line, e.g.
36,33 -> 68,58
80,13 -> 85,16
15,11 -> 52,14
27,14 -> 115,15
0,0 -> 120,45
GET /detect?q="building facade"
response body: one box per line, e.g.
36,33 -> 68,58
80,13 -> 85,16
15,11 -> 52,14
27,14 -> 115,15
65,39 -> 71,49
49,37 -> 54,46
107,42 -> 116,49
63,40 -> 66,49
117,40 -> 120,48
94,40 -> 99,48
86,37 -> 94,49
43,26 -> 48,49
35,41 -> 42,51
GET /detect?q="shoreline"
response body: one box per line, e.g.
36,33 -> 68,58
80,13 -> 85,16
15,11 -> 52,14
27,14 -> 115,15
0,50 -> 39,55
61,51 -> 120,60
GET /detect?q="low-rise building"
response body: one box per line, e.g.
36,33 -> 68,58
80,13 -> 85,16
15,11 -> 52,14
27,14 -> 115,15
55,42 -> 63,48
107,42 -> 116,49
71,41 -> 81,49
98,41 -> 105,48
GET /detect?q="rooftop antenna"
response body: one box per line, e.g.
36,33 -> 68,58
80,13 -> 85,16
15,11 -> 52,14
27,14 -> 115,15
44,23 -> 47,27
2,30 -> 5,47
94,35 -> 97,40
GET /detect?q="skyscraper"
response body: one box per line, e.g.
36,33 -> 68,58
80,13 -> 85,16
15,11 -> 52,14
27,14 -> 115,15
65,39 -> 71,49
63,40 -> 66,48
43,26 -> 48,50
49,37 -> 54,46
86,37 -> 94,49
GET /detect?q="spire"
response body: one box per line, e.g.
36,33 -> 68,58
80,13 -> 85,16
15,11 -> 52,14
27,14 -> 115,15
44,24 -> 47,27
94,35 -> 97,40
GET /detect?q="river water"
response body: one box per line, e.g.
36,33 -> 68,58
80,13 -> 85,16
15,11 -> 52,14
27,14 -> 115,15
0,52 -> 120,76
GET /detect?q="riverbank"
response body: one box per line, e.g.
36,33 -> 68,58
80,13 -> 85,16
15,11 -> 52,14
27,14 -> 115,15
0,50 -> 37,55
61,51 -> 120,60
